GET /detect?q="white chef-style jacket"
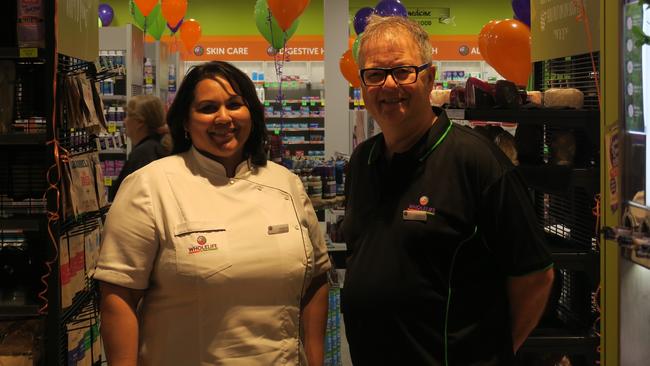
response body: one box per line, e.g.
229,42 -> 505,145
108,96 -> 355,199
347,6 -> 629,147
94,147 -> 331,366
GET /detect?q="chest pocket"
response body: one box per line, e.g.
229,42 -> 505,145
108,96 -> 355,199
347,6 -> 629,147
173,221 -> 231,278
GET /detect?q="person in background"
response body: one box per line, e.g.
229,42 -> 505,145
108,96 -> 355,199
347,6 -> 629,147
341,15 -> 554,365
95,61 -> 330,366
108,95 -> 171,201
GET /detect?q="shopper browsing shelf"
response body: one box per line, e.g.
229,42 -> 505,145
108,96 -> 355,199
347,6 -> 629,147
108,95 -> 171,201
340,15 -> 554,366
95,61 -> 330,366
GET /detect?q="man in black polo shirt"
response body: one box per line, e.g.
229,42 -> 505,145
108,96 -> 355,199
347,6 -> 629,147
341,15 -> 555,366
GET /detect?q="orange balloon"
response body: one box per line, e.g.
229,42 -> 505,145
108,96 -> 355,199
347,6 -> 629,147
134,0 -> 158,17
339,49 -> 361,88
267,0 -> 310,31
348,36 -> 355,51
161,0 -> 187,28
486,19 -> 531,86
180,19 -> 202,53
478,20 -> 498,65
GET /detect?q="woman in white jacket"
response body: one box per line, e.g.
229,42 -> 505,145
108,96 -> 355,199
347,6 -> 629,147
96,61 -> 331,366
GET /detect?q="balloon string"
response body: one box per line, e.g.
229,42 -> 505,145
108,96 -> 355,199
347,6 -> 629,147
574,0 -> 601,109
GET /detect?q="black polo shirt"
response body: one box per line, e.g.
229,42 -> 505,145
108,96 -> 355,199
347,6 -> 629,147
341,108 -> 552,366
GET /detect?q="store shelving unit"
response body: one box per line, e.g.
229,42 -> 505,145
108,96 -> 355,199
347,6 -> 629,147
446,52 -> 601,366
98,25 -> 144,198
0,2 -> 107,363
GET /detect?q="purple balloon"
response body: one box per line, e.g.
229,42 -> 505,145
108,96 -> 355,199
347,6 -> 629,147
375,0 -> 408,18
353,7 -> 375,35
167,18 -> 184,34
98,3 -> 113,27
512,0 -> 530,27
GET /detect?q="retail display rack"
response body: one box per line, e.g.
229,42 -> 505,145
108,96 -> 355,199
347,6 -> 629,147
447,52 -> 601,366
0,2 -> 106,364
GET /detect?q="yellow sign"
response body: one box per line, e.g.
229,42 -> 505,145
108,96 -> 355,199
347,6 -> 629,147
531,0 -> 600,61
107,122 -> 117,133
19,48 -> 38,58
58,0 -> 99,61
104,177 -> 112,186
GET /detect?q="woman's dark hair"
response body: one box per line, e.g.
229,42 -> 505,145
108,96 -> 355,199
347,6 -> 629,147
167,61 -> 268,166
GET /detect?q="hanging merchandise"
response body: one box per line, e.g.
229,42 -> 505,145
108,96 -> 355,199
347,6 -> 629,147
266,0 -> 310,31
16,0 -> 45,48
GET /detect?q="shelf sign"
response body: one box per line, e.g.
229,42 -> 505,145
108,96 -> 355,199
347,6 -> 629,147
107,122 -> 117,133
104,177 -> 112,186
19,48 -> 37,58
531,0 -> 600,61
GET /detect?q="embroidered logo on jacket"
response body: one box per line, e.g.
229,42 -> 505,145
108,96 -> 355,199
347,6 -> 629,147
188,235 -> 219,254
407,196 -> 436,215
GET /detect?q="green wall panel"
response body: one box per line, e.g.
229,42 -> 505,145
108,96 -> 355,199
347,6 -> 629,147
102,0 -> 513,36
103,0 -> 324,35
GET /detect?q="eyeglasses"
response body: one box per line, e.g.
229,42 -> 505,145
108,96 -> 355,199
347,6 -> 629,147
359,63 -> 431,87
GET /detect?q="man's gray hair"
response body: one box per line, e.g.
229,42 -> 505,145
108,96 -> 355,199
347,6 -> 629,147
358,14 -> 432,67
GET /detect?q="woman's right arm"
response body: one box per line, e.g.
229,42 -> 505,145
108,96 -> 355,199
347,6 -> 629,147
99,281 -> 144,366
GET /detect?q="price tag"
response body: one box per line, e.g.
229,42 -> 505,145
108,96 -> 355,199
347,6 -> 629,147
264,101 -> 270,107
310,101 -> 316,106
291,81 -> 298,89
301,100 -> 308,106
19,48 -> 38,58
321,100 -> 325,107
108,122 -> 117,133
104,177 -> 113,186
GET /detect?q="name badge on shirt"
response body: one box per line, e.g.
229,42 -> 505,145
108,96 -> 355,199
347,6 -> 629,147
268,224 -> 289,235
403,210 -> 428,222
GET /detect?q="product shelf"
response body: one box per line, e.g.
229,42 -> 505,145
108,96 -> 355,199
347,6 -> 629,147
546,233 -> 599,283
445,108 -> 599,127
0,47 -> 47,61
0,133 -> 48,146
0,304 -> 41,320
100,95 -> 127,101
517,166 -> 599,197
520,327 -> 599,352
265,116 -> 325,120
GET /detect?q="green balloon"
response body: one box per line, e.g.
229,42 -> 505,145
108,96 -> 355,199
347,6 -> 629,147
254,0 -> 299,50
352,34 -> 361,62
147,4 -> 166,40
129,0 -> 146,30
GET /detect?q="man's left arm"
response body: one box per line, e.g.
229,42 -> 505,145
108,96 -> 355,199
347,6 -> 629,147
507,267 -> 555,353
